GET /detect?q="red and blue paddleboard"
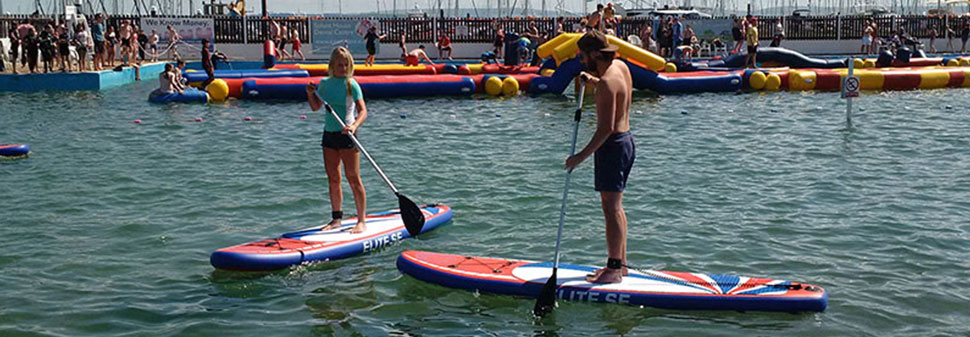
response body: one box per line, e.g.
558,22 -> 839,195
0,143 -> 30,157
211,205 -> 452,271
397,250 -> 827,312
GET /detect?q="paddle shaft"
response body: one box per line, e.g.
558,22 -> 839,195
552,83 -> 586,269
319,97 -> 400,195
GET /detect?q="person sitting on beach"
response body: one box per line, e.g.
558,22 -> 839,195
363,26 -> 385,66
405,45 -> 435,66
437,30 -> 453,60
305,46 -> 370,234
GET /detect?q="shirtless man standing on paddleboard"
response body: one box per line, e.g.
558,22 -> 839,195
565,30 -> 635,284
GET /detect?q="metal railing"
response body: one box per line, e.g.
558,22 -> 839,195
3,14 -> 968,44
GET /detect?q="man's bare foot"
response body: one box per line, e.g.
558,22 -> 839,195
587,266 -> 629,277
321,218 -> 343,231
586,267 -> 623,284
350,221 -> 366,234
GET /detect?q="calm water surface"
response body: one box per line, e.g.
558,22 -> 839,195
1,81 -> 969,336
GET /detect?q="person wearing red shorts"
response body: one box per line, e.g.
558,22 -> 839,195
404,45 -> 434,66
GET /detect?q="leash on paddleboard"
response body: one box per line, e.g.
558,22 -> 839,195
534,82 -> 586,318
312,91 -> 426,237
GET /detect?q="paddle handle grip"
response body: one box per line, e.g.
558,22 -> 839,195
319,98 -> 400,195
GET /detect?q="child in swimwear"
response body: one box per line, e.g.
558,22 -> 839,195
305,47 -> 370,234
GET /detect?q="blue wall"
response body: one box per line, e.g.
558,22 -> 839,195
0,62 -> 167,92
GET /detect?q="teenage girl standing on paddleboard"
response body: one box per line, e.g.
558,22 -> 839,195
306,47 -> 369,234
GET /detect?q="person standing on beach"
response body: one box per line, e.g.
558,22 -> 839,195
165,24 -> 180,60
363,26 -> 384,66
8,28 -> 20,74
731,18 -> 744,54
437,30 -> 453,60
270,18 -> 282,58
149,29 -> 159,62
745,17 -> 759,69
91,14 -> 104,70
398,33 -> 408,60
291,28 -> 305,61
492,19 -> 505,57
75,24 -> 90,72
56,24 -> 70,71
305,47 -> 370,234
565,31 -> 635,284
119,20 -> 131,64
961,21 -> 969,53
928,25 -> 938,53
39,24 -> 55,73
870,21 -> 879,55
862,20 -> 873,54
106,25 -> 116,66
278,25 -> 292,61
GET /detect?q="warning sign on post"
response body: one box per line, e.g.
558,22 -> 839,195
842,76 -> 860,98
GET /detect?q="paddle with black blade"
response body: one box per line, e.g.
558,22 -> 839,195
534,83 -> 586,317
314,92 -> 425,237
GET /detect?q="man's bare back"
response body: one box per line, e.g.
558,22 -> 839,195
596,59 -> 632,135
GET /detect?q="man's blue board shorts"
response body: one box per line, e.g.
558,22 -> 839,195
594,131 -> 635,192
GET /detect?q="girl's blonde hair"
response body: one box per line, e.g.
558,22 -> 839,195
328,46 -> 355,78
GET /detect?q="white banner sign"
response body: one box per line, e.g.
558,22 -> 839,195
140,17 -> 214,44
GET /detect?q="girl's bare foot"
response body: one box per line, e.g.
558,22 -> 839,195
350,221 -> 366,234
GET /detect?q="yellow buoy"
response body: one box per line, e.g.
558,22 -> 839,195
206,79 -> 230,102
853,58 -> 865,69
541,68 -> 556,77
947,58 -> 960,67
749,71 -> 767,90
484,76 -> 503,96
501,77 -> 520,96
863,59 -> 876,68
960,58 -> 970,66
764,73 -> 782,91
663,62 -> 677,73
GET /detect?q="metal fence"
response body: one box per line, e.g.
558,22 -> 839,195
3,14 -> 969,44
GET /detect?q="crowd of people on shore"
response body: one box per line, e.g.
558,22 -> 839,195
2,14 -> 181,74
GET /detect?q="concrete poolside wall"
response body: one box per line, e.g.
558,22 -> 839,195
0,62 -> 166,92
